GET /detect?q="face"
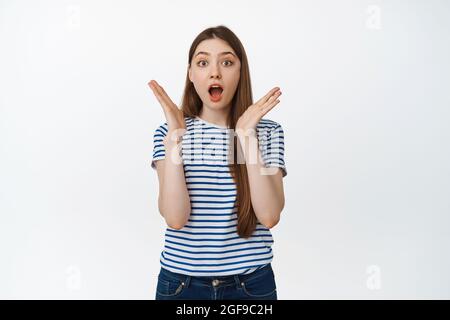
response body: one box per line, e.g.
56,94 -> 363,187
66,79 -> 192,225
189,38 -> 241,112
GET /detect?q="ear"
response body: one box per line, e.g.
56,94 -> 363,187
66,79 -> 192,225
188,66 -> 192,82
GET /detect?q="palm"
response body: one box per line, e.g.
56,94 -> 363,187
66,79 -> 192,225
236,86 -> 282,134
148,80 -> 186,132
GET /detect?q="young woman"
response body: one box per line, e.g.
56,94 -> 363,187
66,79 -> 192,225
148,25 -> 287,300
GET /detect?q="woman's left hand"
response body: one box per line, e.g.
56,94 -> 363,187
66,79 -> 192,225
235,87 -> 282,137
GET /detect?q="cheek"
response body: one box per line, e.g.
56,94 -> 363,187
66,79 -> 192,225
229,75 -> 241,91
191,72 -> 208,87
230,69 -> 240,85
192,81 -> 208,98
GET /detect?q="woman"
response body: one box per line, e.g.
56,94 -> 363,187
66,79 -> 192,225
148,25 -> 287,300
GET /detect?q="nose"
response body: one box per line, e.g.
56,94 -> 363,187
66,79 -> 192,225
209,64 -> 222,79
210,73 -> 221,80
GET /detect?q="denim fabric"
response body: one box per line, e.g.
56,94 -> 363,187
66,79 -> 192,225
155,264 -> 278,300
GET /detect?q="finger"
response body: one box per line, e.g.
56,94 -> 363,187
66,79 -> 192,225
255,87 -> 279,106
154,81 -> 178,110
148,80 -> 163,96
148,80 -> 176,111
148,81 -> 168,109
255,87 -> 280,106
259,90 -> 282,110
148,80 -> 164,98
149,80 -> 168,103
261,99 -> 280,115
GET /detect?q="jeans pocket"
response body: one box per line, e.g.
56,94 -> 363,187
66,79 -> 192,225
156,273 -> 186,297
241,269 -> 277,298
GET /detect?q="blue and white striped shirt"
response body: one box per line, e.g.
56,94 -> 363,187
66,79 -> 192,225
151,115 -> 287,276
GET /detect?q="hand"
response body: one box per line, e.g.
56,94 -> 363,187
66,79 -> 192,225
236,87 -> 282,137
148,80 -> 186,142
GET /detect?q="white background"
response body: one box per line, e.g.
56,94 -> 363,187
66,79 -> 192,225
1,0 -> 449,299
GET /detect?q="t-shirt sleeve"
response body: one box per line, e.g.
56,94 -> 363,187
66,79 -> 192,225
260,123 -> 287,177
151,123 -> 168,170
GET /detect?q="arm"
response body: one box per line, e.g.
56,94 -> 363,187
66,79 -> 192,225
154,133 -> 191,230
237,132 -> 285,229
235,86 -> 286,229
148,79 -> 191,230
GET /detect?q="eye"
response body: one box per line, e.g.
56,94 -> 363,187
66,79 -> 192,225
196,59 -> 234,67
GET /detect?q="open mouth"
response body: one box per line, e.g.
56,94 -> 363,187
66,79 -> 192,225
208,85 -> 224,101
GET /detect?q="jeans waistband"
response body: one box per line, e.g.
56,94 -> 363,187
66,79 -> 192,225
159,264 -> 273,288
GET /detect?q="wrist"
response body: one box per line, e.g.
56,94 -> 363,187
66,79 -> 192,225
235,127 -> 257,140
164,131 -> 184,146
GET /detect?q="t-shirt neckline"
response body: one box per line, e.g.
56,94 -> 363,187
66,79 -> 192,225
194,116 -> 229,129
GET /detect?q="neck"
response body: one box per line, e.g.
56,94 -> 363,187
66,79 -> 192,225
198,105 -> 230,128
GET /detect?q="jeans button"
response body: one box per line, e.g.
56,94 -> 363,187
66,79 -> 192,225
212,279 -> 220,287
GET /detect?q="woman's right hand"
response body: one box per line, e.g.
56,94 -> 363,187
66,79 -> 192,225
148,80 -> 186,140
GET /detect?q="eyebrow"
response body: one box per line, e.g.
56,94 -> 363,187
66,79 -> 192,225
194,51 -> 236,58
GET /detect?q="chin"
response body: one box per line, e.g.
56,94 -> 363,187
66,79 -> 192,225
207,96 -> 232,107
207,104 -> 231,111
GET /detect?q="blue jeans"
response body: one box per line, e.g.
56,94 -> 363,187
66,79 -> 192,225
155,263 -> 278,300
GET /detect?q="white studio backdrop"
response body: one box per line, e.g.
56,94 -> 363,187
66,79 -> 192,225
1,0 -> 449,299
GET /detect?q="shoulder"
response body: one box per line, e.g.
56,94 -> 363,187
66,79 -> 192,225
256,118 -> 284,134
256,118 -> 285,150
184,115 -> 196,128
153,116 -> 195,138
153,122 -> 168,137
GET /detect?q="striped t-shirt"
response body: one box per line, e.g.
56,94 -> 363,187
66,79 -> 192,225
151,115 -> 287,276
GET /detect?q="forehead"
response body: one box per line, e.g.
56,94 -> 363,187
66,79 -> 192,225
194,38 -> 237,57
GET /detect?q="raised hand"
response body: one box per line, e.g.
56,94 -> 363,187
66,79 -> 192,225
148,80 -> 186,138
236,87 -> 282,136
